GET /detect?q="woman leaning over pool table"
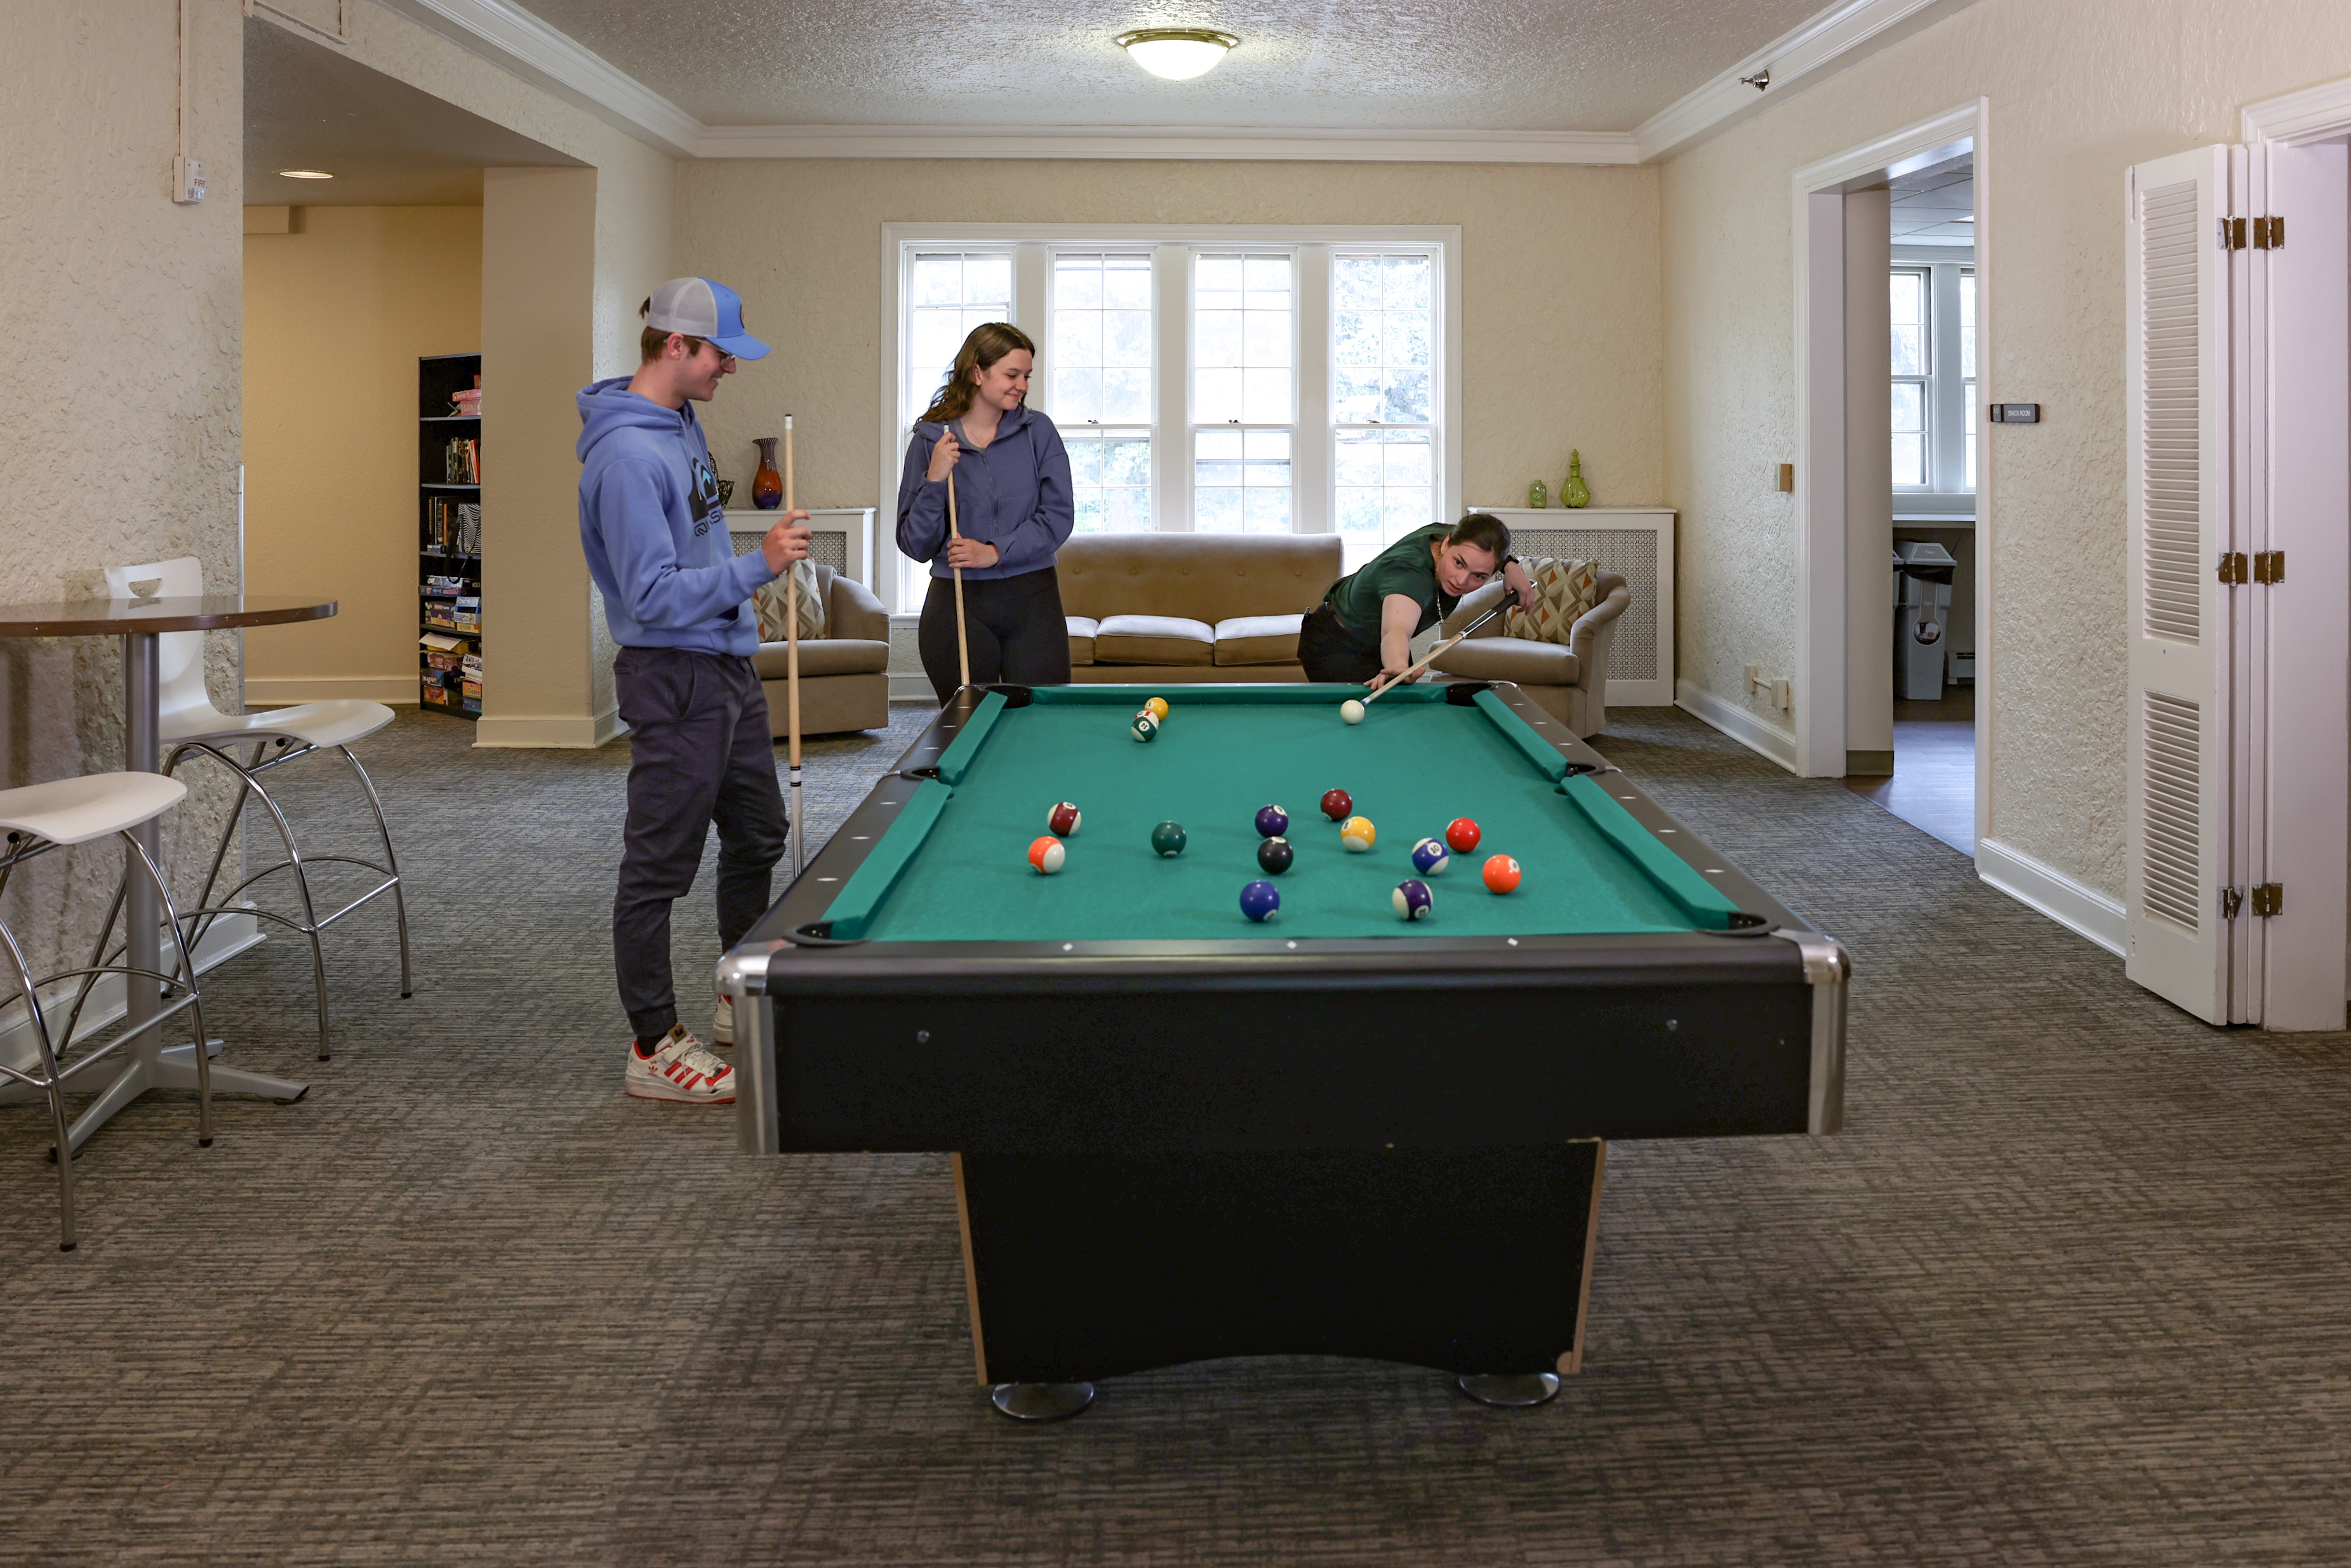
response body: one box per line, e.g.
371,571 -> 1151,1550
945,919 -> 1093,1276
1297,512 -> 1538,689
896,322 -> 1076,703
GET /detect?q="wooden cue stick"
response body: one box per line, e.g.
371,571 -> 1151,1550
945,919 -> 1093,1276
945,462 -> 971,691
1361,598 -> 1514,705
783,415 -> 804,879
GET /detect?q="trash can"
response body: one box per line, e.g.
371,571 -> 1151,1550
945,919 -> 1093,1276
1893,541 -> 1956,701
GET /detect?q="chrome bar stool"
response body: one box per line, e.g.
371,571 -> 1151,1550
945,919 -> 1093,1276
0,773 -> 211,1251
100,558 -> 410,1060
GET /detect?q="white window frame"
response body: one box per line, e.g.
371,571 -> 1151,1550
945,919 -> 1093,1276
1890,251 -> 1977,502
878,223 -> 1463,613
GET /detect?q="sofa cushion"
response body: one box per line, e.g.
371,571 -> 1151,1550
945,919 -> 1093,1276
1094,614 -> 1216,667
751,560 -> 829,643
1067,616 -> 1099,667
1501,557 -> 1598,647
750,638 -> 889,679
1213,614 -> 1304,666
1432,637 -> 1580,688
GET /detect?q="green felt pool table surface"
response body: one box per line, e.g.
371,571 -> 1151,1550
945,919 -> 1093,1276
829,684 -> 1748,944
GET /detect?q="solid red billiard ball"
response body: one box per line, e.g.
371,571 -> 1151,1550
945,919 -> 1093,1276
1028,836 -> 1066,875
1046,801 -> 1082,837
1482,854 -> 1521,894
1320,788 -> 1353,821
1445,817 -> 1482,854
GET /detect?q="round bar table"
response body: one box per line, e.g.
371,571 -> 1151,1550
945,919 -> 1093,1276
0,595 -> 336,1151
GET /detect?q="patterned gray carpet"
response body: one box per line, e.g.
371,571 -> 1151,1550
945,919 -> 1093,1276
3,703 -> 2347,1566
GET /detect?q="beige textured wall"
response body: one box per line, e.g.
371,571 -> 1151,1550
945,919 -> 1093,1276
1659,0 -> 2351,900
0,0 -> 247,977
244,206 -> 483,700
674,159 -> 1666,527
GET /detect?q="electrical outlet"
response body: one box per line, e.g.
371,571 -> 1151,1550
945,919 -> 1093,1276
1771,677 -> 1792,711
1744,664 -> 1761,693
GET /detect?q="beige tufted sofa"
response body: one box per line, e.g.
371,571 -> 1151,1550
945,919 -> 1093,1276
1429,569 -> 1630,737
749,564 -> 892,734
1061,533 -> 1343,683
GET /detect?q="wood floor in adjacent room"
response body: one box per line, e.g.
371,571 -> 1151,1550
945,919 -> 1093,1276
1844,689 -> 1977,854
4,702 -> 2347,1566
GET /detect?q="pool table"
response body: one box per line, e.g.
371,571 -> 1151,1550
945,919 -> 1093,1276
723,682 -> 1848,1418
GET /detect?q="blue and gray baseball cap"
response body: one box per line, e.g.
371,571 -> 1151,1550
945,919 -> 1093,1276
646,276 -> 770,360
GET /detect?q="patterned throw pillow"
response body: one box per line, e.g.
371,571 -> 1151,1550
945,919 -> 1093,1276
1500,557 -> 1599,647
752,560 -> 827,643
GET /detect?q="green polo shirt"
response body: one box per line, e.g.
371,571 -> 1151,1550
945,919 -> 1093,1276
1321,524 -> 1457,646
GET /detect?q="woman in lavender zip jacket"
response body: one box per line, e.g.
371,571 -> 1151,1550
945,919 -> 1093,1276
896,322 -> 1076,702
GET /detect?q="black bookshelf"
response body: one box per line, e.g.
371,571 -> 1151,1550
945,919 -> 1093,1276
418,353 -> 481,719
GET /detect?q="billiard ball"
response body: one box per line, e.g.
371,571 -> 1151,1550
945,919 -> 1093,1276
1047,801 -> 1082,837
1320,788 -> 1352,822
1150,821 -> 1188,857
1255,804 -> 1289,838
1340,816 -> 1376,853
1131,712 -> 1160,743
1392,879 -> 1434,920
1239,880 -> 1281,922
1143,696 -> 1170,721
1444,817 -> 1482,854
1256,837 -> 1294,875
1340,699 -> 1365,724
1410,838 -> 1449,876
1028,836 -> 1066,875
1482,854 -> 1522,894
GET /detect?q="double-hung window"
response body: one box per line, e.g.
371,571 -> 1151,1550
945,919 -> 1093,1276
1889,261 -> 1978,498
884,227 -> 1460,610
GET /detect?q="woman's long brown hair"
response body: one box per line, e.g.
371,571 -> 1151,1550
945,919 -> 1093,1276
917,321 -> 1037,427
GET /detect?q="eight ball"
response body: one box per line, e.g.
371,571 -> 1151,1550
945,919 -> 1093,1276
1256,836 -> 1295,875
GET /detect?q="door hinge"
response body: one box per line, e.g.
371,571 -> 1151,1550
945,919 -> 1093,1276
2221,216 -> 2248,249
2251,882 -> 2284,918
2219,551 -> 2248,584
2253,215 -> 2284,249
2221,886 -> 2243,920
2253,550 -> 2284,584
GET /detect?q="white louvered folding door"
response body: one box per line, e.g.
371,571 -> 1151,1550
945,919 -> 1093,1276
2123,148 -> 2237,1023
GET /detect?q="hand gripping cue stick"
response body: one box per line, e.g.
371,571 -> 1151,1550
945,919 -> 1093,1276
783,415 -> 804,879
1361,597 -> 1515,705
944,446 -> 972,691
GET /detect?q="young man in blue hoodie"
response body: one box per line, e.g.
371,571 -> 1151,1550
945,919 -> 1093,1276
578,277 -> 809,1105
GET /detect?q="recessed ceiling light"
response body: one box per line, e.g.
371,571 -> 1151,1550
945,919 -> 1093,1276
1116,28 -> 1239,81
277,169 -> 336,180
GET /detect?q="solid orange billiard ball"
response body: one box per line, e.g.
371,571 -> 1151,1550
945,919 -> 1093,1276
1482,854 -> 1521,894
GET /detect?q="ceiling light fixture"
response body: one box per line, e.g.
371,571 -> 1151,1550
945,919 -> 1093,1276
1116,28 -> 1239,81
277,169 -> 336,180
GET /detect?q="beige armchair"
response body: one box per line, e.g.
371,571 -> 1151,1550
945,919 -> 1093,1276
750,564 -> 891,734
1430,569 -> 1630,737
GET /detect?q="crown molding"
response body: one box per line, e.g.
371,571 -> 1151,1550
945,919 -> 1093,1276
696,123 -> 1638,163
1634,0 -> 1981,161
370,0 -> 701,156
2242,74 -> 2351,145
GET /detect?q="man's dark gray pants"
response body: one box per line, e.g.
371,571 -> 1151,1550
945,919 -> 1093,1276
612,645 -> 788,1042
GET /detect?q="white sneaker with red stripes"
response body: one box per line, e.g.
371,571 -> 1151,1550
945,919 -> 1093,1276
626,1025 -> 735,1103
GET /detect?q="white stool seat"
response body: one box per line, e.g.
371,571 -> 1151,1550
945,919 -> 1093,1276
0,773 -> 187,846
163,698 -> 395,752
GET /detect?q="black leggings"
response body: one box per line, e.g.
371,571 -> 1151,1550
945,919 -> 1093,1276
918,566 -> 1072,701
1295,604 -> 1383,685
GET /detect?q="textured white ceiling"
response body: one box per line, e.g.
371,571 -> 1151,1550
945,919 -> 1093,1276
509,0 -> 1832,133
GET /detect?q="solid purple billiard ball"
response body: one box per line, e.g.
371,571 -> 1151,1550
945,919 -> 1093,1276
1256,836 -> 1295,875
1255,804 -> 1290,839
1410,837 -> 1449,876
1240,880 -> 1282,922
1392,879 -> 1434,921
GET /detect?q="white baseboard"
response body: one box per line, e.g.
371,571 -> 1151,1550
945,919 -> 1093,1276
2,912 -> 262,1075
246,676 -> 417,706
1976,837 -> 2126,956
888,673 -> 937,701
1674,679 -> 1799,773
472,708 -> 627,748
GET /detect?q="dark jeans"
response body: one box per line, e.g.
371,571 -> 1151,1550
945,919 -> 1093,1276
1296,604 -> 1383,685
611,646 -> 789,1041
917,566 -> 1072,701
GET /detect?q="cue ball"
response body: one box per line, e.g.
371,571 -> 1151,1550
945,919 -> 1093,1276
1392,879 -> 1434,921
1320,788 -> 1353,821
1047,801 -> 1082,837
1143,696 -> 1170,721
1150,820 -> 1188,857
1131,711 -> 1160,743
1255,804 -> 1290,838
1340,700 -> 1365,724
1340,816 -> 1376,853
1444,817 -> 1482,854
1410,837 -> 1450,876
1256,836 -> 1295,875
1482,854 -> 1522,894
1027,836 -> 1066,875
1239,880 -> 1281,922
